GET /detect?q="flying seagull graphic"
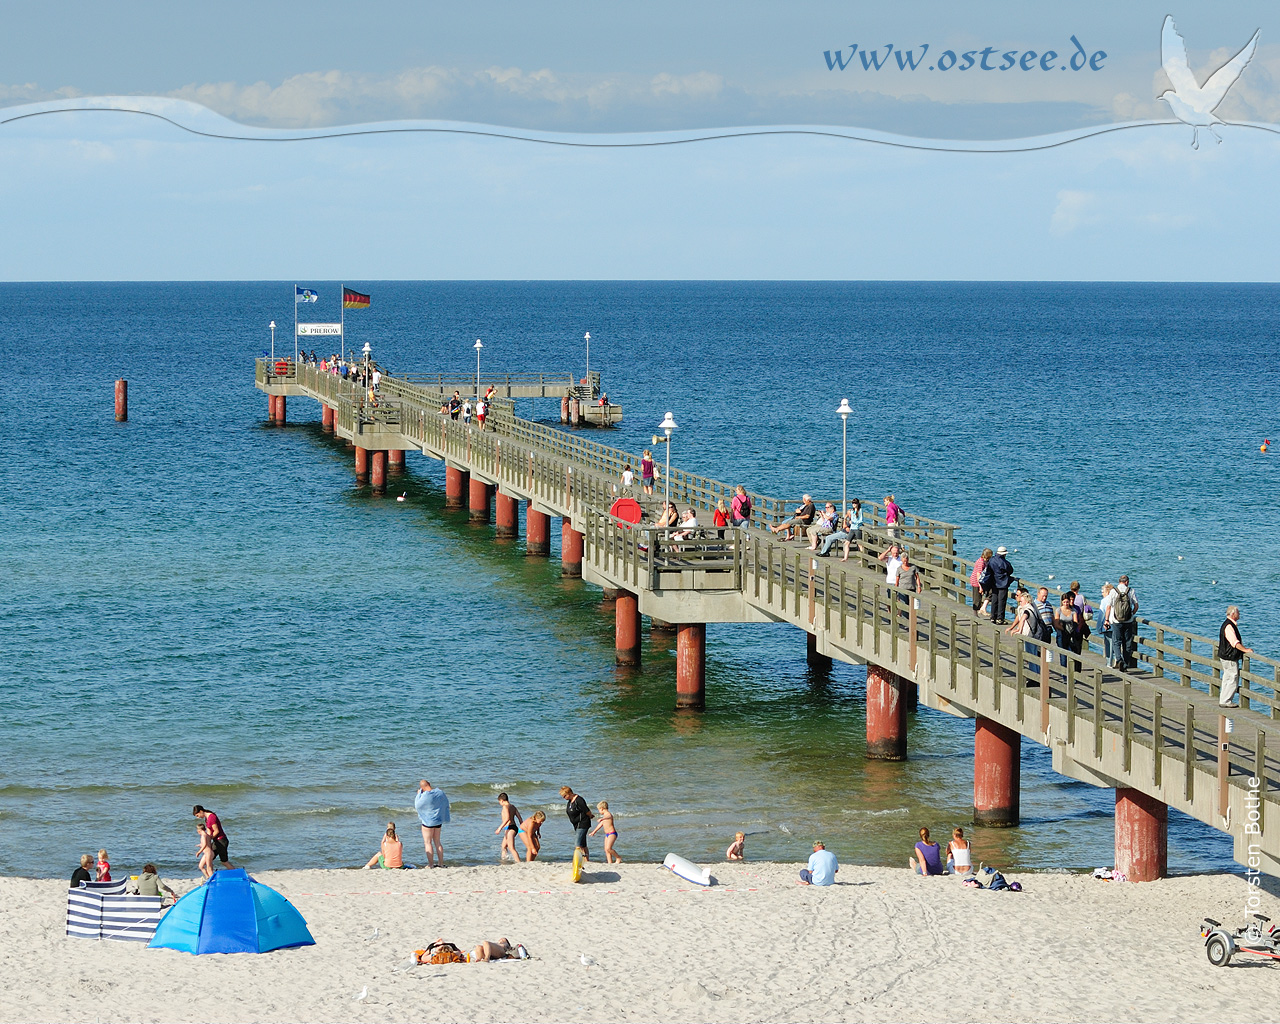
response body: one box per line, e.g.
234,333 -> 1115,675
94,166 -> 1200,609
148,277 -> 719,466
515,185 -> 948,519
1159,15 -> 1259,149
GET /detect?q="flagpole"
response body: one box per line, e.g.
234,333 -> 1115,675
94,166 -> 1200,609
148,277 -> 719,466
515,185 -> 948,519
293,283 -> 298,366
341,284 -> 345,364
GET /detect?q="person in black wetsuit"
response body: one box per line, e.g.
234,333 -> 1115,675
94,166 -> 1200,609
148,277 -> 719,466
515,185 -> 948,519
560,785 -> 593,862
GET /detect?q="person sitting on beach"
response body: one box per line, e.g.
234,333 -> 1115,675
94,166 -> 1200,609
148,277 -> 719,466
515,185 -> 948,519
131,863 -> 178,902
96,849 -> 112,883
726,832 -> 745,861
518,811 -> 545,862
946,828 -> 972,875
771,494 -> 816,541
909,827 -> 945,875
589,801 -> 622,863
800,841 -> 838,885
470,938 -> 515,962
364,822 -> 405,869
71,853 -> 93,887
495,794 -> 523,862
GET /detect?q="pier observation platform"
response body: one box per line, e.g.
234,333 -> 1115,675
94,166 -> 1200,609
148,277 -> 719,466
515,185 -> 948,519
258,358 -> 1280,881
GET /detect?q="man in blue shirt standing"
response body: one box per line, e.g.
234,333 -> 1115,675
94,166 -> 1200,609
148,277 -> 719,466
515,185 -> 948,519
799,841 -> 839,886
415,779 -> 451,868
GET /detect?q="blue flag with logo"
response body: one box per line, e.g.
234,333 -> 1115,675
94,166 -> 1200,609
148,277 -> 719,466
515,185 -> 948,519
295,286 -> 318,303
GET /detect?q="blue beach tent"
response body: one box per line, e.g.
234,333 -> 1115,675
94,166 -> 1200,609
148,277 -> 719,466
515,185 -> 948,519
148,869 -> 314,954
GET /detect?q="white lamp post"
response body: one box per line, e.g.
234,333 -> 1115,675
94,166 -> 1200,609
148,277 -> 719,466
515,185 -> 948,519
656,411 -> 677,510
269,320 -> 276,364
584,332 -> 591,396
474,338 -> 483,400
836,398 -> 852,519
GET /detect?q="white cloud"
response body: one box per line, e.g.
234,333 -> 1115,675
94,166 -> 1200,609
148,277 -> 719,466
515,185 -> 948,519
1050,189 -> 1097,235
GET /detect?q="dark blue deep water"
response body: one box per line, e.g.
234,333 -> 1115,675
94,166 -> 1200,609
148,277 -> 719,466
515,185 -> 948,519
1,281 -> 1276,879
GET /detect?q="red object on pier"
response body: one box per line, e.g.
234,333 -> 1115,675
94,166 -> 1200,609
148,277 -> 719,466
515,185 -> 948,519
609,497 -> 643,524
561,521 -> 583,577
526,505 -> 550,555
1115,788 -> 1168,881
114,379 -> 128,422
445,465 -> 468,509
495,492 -> 519,537
866,664 -> 908,760
615,591 -> 641,666
974,717 -> 1021,826
676,623 -> 706,709
371,450 -> 387,494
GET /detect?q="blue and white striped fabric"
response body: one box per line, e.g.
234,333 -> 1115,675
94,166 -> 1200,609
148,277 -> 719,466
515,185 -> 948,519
66,881 -> 163,942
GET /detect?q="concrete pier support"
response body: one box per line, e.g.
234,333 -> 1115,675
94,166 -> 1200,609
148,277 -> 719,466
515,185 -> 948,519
469,479 -> 491,523
267,394 -> 278,422
560,396 -> 569,423
561,520 -> 583,577
615,591 -> 641,665
354,446 -> 369,483
275,396 -> 286,425
1115,788 -> 1168,882
321,404 -> 334,432
495,492 -> 519,538
526,504 -> 550,555
114,380 -> 128,422
807,632 -> 832,671
370,451 -> 387,494
866,664 -> 908,760
445,466 -> 468,509
676,623 -> 706,709
974,717 -> 1021,827
388,448 -> 405,473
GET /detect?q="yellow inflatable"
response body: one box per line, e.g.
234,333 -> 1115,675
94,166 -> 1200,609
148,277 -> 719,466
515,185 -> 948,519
571,847 -> 583,883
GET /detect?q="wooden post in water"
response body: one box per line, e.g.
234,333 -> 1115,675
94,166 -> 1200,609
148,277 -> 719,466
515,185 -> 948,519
114,379 -> 128,421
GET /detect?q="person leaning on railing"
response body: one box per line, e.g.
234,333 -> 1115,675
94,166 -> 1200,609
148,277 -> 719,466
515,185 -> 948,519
1218,605 -> 1253,709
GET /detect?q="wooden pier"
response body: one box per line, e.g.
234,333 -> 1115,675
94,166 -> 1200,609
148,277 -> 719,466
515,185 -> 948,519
257,358 -> 1280,881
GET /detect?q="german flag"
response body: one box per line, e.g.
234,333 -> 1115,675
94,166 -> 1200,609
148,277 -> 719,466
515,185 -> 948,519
343,288 -> 371,310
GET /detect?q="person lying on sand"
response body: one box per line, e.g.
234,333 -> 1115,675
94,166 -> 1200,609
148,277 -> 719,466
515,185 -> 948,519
471,938 -> 513,962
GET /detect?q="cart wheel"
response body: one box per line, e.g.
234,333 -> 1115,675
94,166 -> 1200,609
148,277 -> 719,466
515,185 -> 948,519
1206,935 -> 1232,967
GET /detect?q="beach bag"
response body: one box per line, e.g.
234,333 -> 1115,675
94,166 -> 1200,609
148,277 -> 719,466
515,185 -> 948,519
1028,609 -> 1052,643
418,941 -> 467,965
986,871 -> 1009,891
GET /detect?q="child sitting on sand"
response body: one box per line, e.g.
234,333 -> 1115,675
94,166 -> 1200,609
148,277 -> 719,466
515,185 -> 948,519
726,832 -> 745,861
96,849 -> 111,883
518,811 -> 545,862
588,801 -> 622,863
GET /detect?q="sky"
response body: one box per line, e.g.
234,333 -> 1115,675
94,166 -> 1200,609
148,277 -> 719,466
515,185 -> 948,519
0,1 -> 1277,280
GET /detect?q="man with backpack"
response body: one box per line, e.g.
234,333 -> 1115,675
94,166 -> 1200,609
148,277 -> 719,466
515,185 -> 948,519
1111,575 -> 1139,671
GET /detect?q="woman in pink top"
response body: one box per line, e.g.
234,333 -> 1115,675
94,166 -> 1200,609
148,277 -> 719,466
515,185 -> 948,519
970,549 -> 992,611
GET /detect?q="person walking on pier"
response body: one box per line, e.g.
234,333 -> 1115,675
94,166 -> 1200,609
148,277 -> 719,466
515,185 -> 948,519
971,549 -> 992,612
620,464 -> 635,496
985,546 -> 1014,625
560,786 -> 593,862
1098,582 -> 1116,664
449,392 -> 462,420
884,495 -> 903,539
415,780 -> 451,868
641,451 -> 656,496
1218,605 -> 1253,708
1111,575 -> 1139,671
730,485 -> 753,529
879,543 -> 903,586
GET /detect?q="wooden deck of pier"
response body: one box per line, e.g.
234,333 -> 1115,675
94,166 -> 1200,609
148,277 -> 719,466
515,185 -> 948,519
257,358 -> 1280,879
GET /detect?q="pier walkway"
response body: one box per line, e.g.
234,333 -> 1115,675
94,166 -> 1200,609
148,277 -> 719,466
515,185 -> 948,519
257,358 -> 1280,880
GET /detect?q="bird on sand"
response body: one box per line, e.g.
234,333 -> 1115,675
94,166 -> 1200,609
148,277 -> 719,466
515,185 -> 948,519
580,954 -> 601,968
1159,15 -> 1259,149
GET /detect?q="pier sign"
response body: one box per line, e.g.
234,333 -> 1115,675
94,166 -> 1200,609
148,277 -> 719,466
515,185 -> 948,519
297,323 -> 343,336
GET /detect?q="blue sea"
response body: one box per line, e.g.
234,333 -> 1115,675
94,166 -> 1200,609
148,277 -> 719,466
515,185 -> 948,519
1,281 -> 1276,880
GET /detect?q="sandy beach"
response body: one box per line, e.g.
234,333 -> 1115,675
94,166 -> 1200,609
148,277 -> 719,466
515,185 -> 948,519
3,861 -> 1278,1023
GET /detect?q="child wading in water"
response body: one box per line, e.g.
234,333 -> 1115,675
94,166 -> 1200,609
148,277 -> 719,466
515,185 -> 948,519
589,801 -> 622,863
726,832 -> 745,860
495,792 -> 523,862
518,811 -> 545,862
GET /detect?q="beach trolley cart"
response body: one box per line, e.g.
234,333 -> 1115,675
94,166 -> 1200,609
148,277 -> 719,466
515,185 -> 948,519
66,880 -> 164,943
1202,914 -> 1280,966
